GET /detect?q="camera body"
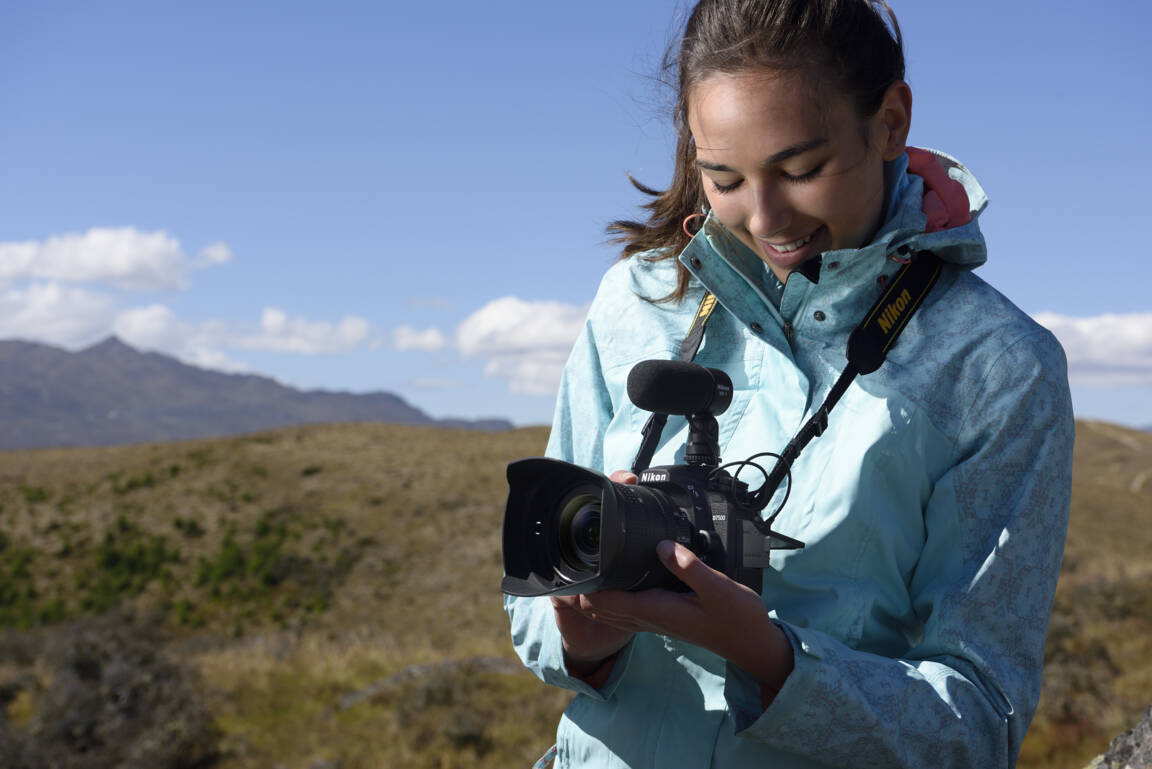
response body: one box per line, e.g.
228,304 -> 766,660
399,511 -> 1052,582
501,360 -> 803,598
501,456 -> 775,596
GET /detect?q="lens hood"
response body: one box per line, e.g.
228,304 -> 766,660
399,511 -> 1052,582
501,458 -> 688,596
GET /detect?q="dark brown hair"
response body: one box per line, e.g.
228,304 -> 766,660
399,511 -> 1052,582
607,0 -> 905,301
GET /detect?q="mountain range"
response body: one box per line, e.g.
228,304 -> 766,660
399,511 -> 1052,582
0,337 -> 511,450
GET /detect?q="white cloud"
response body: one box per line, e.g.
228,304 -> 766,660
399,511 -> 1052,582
113,304 -> 250,371
196,242 -> 234,266
1034,311 -> 1152,386
393,324 -> 448,351
0,282 -> 119,348
114,304 -> 377,366
481,355 -> 571,396
0,227 -> 229,291
230,307 -> 373,354
0,289 -> 378,371
457,296 -> 586,395
0,227 -> 379,374
112,303 -> 182,348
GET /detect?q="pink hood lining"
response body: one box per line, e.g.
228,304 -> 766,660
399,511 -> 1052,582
906,147 -> 973,234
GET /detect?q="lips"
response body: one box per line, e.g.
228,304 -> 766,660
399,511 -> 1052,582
757,226 -> 824,267
764,232 -> 815,253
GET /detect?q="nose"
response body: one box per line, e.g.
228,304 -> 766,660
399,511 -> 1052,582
748,183 -> 792,239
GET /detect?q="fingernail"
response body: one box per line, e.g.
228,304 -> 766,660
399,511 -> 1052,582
657,540 -> 675,563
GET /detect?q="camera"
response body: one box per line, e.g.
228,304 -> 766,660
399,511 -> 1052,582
501,360 -> 803,597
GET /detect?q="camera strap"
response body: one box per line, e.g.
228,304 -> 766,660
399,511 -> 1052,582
631,292 -> 719,474
755,249 -> 943,515
631,250 -> 944,490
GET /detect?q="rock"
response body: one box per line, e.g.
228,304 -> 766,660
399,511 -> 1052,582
1091,705 -> 1152,769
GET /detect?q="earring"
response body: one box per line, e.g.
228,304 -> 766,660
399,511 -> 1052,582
682,213 -> 705,238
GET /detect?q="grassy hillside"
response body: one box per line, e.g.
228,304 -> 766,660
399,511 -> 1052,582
0,420 -> 1147,768
1020,421 -> 1152,769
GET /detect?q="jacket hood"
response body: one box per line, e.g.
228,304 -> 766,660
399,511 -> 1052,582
878,147 -> 989,268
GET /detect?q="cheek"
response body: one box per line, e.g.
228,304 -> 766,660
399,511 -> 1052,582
819,175 -> 881,240
703,190 -> 745,232
843,161 -> 887,226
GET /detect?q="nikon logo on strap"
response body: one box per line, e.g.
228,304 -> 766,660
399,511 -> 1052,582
847,250 -> 943,375
695,293 -> 717,322
877,288 -> 913,334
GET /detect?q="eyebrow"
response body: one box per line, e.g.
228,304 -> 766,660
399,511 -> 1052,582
695,137 -> 829,172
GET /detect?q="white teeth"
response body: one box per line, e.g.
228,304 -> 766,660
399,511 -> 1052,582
766,233 -> 814,253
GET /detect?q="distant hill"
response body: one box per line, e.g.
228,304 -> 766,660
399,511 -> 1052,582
0,336 -> 511,450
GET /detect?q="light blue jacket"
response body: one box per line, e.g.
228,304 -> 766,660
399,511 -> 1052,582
505,151 -> 1073,768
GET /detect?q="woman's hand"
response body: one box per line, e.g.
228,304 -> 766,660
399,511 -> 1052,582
584,540 -> 793,690
562,472 -> 795,692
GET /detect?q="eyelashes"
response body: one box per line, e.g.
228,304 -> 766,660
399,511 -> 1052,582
709,163 -> 826,194
783,164 -> 825,183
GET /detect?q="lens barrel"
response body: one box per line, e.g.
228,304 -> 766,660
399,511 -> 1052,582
501,458 -> 694,596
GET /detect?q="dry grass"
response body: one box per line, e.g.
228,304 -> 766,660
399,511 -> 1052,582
0,419 -> 1148,768
1017,420 -> 1152,769
191,632 -> 570,769
0,423 -> 567,768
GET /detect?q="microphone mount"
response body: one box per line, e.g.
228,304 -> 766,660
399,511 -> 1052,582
684,411 -> 720,467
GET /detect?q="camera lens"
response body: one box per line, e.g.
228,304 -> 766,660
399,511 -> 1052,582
558,492 -> 601,571
571,506 -> 600,561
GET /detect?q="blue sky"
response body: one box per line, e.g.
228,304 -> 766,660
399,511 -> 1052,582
2,1 -> 1150,428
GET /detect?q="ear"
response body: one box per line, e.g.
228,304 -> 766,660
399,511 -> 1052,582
875,81 -> 913,162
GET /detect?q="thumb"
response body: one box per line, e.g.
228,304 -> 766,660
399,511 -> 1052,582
657,540 -> 722,596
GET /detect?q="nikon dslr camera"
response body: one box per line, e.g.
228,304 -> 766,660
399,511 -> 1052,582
501,360 -> 803,597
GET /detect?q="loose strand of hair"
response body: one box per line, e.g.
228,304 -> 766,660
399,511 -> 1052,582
605,123 -> 703,303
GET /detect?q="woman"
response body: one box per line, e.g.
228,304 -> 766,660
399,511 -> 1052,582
505,1 -> 1074,767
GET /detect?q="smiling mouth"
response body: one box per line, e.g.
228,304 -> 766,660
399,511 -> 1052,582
761,231 -> 816,254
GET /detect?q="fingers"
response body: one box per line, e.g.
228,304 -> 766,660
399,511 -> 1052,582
561,591 -> 665,634
554,543 -> 771,660
552,592 -> 627,623
580,599 -> 665,634
609,469 -> 638,484
656,540 -> 724,601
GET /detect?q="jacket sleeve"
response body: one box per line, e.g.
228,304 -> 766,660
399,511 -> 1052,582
722,328 -> 1074,768
503,310 -> 638,700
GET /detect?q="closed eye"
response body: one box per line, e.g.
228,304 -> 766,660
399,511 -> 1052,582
782,163 -> 825,183
709,162 -> 825,194
711,178 -> 742,194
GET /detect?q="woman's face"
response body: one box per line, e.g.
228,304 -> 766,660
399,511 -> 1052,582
687,68 -> 910,283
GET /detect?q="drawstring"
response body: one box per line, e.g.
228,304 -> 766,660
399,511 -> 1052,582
889,246 -> 912,265
880,246 -> 914,290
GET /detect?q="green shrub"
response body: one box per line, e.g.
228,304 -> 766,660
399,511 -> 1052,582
0,613 -> 219,769
108,471 -> 156,495
18,486 -> 50,504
